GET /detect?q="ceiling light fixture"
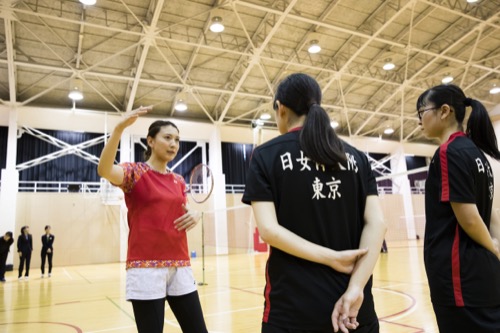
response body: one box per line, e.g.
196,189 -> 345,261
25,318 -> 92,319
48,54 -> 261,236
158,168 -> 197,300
382,60 -> 395,71
174,99 -> 188,111
79,0 -> 97,5
383,127 -> 394,135
330,120 -> 339,129
383,120 -> 394,135
68,78 -> 84,101
442,75 -> 454,84
308,40 -> 321,54
209,16 -> 225,33
466,0 -> 478,3
260,112 -> 271,120
490,85 -> 500,94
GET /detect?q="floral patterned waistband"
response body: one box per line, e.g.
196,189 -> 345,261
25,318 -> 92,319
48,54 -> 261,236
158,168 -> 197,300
126,259 -> 191,269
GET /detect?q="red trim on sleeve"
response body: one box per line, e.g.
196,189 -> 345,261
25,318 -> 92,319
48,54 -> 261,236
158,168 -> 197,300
439,145 -> 450,201
263,248 -> 272,322
451,225 -> 464,306
439,132 -> 466,202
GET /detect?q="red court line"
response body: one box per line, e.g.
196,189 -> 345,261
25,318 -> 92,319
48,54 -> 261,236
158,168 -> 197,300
377,287 -> 426,332
379,319 -> 425,332
378,287 -> 417,320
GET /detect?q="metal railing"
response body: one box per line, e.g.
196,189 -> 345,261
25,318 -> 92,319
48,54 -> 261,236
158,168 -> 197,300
0,180 -> 247,194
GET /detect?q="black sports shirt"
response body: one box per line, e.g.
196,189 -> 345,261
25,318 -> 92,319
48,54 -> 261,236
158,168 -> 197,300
242,129 -> 378,330
424,131 -> 500,307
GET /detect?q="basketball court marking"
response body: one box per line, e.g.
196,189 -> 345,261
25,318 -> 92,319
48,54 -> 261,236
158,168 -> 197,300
0,321 -> 83,332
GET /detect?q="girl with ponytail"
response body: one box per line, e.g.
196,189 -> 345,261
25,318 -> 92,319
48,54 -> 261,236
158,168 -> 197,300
243,73 -> 386,333
417,84 -> 500,332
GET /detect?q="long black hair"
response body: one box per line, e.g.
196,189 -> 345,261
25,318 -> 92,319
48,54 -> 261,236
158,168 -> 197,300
416,84 -> 500,160
274,73 -> 346,168
144,120 -> 179,160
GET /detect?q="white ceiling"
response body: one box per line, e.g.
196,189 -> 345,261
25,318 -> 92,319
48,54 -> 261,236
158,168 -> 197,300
0,0 -> 499,144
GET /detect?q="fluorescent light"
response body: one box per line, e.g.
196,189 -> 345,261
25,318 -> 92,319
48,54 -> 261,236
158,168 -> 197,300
467,0 -> 478,3
260,113 -> 271,120
383,62 -> 395,71
79,0 -> 97,5
209,17 -> 224,33
68,78 -> 84,101
330,120 -> 339,128
442,75 -> 454,84
68,90 -> 83,101
174,100 -> 188,111
383,127 -> 394,135
308,40 -> 321,54
490,86 -> 500,94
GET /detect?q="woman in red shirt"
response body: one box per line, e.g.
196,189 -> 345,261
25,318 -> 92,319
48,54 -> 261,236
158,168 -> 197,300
98,107 -> 208,333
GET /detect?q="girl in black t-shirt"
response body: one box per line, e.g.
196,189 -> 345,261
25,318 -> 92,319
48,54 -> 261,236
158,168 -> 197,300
243,73 -> 386,333
417,84 -> 500,332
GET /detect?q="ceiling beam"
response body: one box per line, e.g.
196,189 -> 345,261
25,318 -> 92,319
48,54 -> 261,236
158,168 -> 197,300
123,0 -> 165,112
4,18 -> 17,103
217,0 -> 299,123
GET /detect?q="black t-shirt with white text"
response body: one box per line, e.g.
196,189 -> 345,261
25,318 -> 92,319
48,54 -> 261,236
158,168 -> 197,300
424,132 -> 500,307
242,130 -> 378,330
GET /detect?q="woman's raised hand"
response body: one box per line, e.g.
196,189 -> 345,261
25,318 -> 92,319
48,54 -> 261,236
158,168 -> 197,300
116,105 -> 152,130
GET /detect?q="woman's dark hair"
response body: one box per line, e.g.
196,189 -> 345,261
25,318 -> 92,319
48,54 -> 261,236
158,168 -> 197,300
416,84 -> 500,160
5,231 -> 13,238
45,225 -> 50,231
274,73 -> 346,168
20,226 -> 28,235
144,120 -> 179,160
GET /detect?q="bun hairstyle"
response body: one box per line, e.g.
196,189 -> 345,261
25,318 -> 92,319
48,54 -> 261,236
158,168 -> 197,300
144,120 -> 179,160
416,84 -> 500,160
274,73 -> 347,169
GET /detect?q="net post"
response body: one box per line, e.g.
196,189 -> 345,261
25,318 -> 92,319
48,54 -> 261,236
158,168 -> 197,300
198,211 -> 207,286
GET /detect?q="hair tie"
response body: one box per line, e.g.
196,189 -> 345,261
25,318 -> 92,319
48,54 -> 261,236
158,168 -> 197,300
464,97 -> 473,107
308,102 -> 319,109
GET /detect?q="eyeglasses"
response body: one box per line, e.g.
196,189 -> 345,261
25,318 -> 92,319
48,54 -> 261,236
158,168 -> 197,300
417,107 -> 438,120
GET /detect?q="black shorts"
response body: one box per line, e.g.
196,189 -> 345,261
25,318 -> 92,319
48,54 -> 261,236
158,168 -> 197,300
432,304 -> 500,333
262,320 -> 379,333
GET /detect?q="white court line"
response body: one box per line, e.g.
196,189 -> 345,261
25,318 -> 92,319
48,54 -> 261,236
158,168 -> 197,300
378,280 -> 428,289
63,268 -> 73,280
204,305 -> 263,318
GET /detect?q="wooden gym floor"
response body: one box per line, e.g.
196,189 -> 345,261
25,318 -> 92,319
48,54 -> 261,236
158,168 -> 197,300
0,240 -> 438,333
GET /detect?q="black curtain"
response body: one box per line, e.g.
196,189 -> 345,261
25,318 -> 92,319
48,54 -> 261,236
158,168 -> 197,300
135,139 -> 205,184
406,155 -> 428,187
221,142 -> 254,185
0,127 -> 7,176
16,129 -> 107,182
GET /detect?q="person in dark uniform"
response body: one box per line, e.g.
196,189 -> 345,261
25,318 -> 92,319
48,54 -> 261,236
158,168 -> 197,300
17,226 -> 33,280
417,84 -> 500,332
0,231 -> 14,282
242,73 -> 387,333
41,225 -> 54,278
